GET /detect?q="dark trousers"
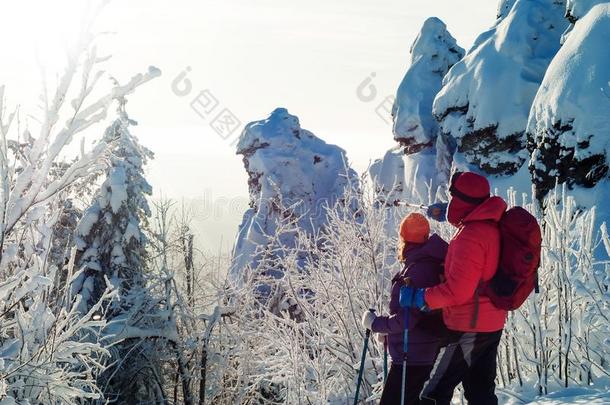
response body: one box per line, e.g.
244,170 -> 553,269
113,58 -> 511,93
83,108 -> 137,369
420,330 -> 502,405
379,363 -> 434,405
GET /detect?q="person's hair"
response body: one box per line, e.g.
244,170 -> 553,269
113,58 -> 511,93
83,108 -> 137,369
397,238 -> 408,263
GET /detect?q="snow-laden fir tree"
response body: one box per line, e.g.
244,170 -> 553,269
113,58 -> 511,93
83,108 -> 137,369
370,17 -> 463,205
0,13 -> 160,399
71,101 -> 167,403
432,0 -> 569,192
72,102 -> 153,314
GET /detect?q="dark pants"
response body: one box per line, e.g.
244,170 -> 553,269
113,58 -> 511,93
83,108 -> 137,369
379,363 -> 434,405
420,330 -> 502,405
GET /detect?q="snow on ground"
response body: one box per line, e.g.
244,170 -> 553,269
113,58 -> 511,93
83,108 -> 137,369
487,385 -> 610,405
526,387 -> 610,404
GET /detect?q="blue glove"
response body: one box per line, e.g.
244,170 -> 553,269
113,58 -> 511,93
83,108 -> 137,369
399,285 -> 427,310
426,203 -> 448,222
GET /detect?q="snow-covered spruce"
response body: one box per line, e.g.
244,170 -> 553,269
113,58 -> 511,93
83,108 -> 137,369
371,17 -> 463,207
527,3 -> 610,216
70,105 -> 174,403
0,27 -> 159,402
231,108 -> 358,280
432,0 -> 568,186
73,106 -> 153,313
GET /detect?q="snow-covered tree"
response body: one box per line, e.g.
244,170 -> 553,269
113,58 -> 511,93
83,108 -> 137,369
72,104 -> 153,313
69,103 -> 175,403
0,11 -> 160,402
432,0 -> 568,191
498,187 -> 610,397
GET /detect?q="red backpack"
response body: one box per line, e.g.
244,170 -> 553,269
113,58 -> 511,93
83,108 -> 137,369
484,206 -> 542,309
471,207 -> 542,327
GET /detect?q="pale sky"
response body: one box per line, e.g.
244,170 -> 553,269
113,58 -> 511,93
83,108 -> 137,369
1,0 -> 498,253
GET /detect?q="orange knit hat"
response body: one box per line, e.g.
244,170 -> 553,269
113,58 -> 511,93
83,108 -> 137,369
399,213 -> 430,244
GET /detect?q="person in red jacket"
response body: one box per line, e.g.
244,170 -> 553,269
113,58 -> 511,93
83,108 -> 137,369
401,171 -> 508,405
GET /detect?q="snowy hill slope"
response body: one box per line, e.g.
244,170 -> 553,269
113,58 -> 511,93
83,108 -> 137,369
432,0 -> 569,191
527,3 -> 610,224
231,108 -> 357,279
371,17 -> 463,205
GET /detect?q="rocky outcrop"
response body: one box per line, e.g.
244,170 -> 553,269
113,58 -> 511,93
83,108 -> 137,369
432,0 -> 569,188
371,17 -> 463,205
231,108 -> 358,279
391,17 -> 464,153
527,3 -> 610,204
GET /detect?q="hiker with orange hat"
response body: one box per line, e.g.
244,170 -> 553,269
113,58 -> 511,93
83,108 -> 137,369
361,213 -> 448,404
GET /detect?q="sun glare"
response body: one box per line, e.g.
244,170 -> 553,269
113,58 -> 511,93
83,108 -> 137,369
3,0 -> 92,74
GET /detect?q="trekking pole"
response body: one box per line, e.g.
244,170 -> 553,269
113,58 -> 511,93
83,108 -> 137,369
354,308 -> 375,405
383,336 -> 388,383
400,299 -> 413,405
396,201 -> 447,222
397,202 -> 428,210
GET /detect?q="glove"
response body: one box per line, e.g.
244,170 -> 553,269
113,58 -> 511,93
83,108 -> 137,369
361,310 -> 376,330
399,285 -> 427,310
427,203 -> 448,222
375,333 -> 387,345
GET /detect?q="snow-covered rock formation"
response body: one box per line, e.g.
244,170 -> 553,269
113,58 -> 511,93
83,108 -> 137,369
432,0 -> 569,191
562,0 -> 608,43
391,17 -> 464,152
566,0 -> 609,23
231,108 -> 358,279
527,3 -> 610,216
496,0 -> 518,21
370,17 -> 463,205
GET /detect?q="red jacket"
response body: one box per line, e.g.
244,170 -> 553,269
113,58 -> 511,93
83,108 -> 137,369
424,196 -> 508,332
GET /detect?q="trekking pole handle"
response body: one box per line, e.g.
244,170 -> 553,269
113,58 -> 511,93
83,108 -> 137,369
354,309 -> 376,405
363,309 -> 375,337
